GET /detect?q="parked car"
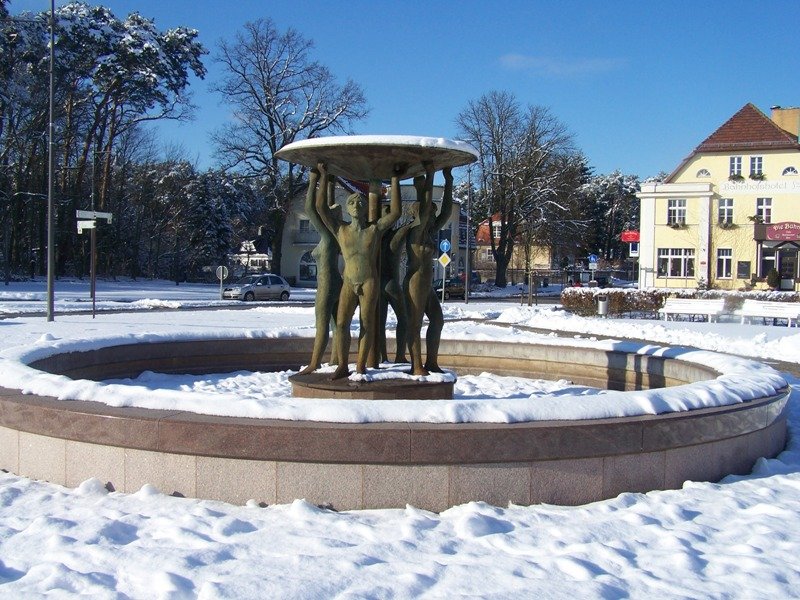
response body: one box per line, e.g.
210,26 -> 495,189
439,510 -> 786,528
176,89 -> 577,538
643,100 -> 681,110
222,274 -> 291,301
433,277 -> 466,300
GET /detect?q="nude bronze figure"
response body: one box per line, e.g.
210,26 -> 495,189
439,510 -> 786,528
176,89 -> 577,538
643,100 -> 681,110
315,163 -> 403,379
403,166 -> 453,376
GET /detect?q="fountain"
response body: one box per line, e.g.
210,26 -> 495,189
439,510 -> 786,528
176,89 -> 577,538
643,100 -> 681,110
275,135 -> 479,400
0,136 -> 789,511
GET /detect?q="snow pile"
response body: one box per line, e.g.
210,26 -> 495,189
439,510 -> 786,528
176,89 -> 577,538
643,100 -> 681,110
0,281 -> 798,596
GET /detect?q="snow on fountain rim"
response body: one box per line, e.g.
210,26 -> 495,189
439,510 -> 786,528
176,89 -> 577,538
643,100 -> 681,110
0,318 -> 786,425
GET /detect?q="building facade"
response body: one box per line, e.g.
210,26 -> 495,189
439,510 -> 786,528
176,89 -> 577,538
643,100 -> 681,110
637,104 -> 800,291
472,216 -> 553,285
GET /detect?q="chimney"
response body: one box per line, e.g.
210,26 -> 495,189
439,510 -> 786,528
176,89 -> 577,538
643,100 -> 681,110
771,105 -> 800,138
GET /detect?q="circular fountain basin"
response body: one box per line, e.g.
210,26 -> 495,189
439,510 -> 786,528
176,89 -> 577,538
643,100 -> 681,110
0,336 -> 788,511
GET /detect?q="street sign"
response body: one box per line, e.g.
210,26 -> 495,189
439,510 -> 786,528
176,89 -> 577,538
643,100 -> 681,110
216,265 -> 229,299
77,220 -> 96,233
439,239 -> 451,253
588,253 -> 599,263
76,210 -> 113,223
438,253 -> 451,268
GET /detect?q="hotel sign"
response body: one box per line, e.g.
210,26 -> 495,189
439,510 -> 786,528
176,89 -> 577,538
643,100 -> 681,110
720,180 -> 800,195
766,222 -> 800,241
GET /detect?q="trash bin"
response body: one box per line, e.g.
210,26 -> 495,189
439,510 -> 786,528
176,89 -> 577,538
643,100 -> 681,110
597,294 -> 609,317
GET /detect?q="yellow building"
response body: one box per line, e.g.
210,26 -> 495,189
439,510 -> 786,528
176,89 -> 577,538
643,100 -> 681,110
637,104 -> 800,291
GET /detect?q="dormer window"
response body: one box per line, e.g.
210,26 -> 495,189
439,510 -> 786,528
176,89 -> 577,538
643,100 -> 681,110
696,168 -> 711,178
783,166 -> 798,176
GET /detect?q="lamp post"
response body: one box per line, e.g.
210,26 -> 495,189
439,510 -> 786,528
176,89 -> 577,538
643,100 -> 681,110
464,165 -> 472,304
45,0 -> 55,321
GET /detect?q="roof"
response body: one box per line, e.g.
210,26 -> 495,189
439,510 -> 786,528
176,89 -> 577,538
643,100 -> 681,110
666,103 -> 800,182
695,103 -> 800,153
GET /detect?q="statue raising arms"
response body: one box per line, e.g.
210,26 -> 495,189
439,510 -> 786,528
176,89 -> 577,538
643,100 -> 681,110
315,163 -> 403,379
404,166 -> 453,375
297,166 -> 343,375
379,205 -> 413,364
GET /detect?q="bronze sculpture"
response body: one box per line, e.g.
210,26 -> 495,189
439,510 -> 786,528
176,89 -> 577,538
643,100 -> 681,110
314,163 -> 403,379
297,167 -> 343,375
404,166 -> 453,375
275,135 -> 477,391
379,203 -> 413,364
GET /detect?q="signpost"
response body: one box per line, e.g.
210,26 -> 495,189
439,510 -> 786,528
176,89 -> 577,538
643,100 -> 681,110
76,210 -> 113,318
438,238 -> 452,303
588,253 -> 599,284
216,265 -> 229,299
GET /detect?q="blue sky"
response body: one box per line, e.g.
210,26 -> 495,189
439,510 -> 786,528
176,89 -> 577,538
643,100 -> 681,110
11,0 -> 800,179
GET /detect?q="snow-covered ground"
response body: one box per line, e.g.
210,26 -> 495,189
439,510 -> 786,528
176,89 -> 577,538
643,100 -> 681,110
0,279 -> 799,598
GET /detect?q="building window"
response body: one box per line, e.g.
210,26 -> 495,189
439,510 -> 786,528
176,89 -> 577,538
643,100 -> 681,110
696,168 -> 711,178
299,219 -> 310,231
299,251 -> 317,282
757,197 -> 772,224
667,199 -> 686,226
729,156 -> 742,176
760,248 -> 776,278
750,156 -> 763,176
716,248 -> 732,278
718,198 -> 733,225
484,248 -> 495,262
491,222 -> 502,239
657,248 -> 695,278
783,166 -> 798,176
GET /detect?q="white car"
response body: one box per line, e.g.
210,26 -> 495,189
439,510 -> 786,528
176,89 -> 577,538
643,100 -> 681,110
222,274 -> 291,301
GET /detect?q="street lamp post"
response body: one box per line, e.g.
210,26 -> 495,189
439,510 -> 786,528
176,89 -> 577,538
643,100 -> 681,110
464,166 -> 471,304
46,0 -> 55,321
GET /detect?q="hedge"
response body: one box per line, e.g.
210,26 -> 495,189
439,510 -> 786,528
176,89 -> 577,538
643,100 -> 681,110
559,287 -> 800,317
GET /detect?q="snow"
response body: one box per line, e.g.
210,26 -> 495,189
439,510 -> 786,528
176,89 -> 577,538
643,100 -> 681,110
278,134 -> 479,157
0,284 -> 786,423
0,279 -> 799,597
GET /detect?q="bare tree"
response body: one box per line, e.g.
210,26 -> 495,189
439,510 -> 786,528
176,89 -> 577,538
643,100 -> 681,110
456,91 -> 583,287
212,18 -> 368,275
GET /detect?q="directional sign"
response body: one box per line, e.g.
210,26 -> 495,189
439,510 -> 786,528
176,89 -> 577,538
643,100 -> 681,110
439,239 -> 451,253
588,253 -> 599,263
438,253 -> 451,268
76,210 -> 113,223
77,220 -> 96,234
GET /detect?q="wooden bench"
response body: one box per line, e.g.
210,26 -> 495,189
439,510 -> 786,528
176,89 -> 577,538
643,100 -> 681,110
658,298 -> 725,322
734,299 -> 800,327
